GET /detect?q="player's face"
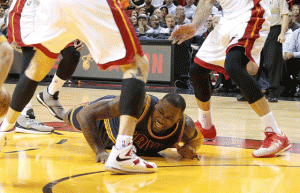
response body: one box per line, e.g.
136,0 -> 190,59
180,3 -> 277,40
151,100 -> 183,133
176,6 -> 184,14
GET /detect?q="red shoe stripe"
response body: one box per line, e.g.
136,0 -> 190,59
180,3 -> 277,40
133,159 -> 140,165
143,162 -> 154,168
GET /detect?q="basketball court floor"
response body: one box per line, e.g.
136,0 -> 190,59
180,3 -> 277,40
1,82 -> 300,193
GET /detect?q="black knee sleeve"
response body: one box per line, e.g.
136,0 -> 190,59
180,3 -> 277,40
20,47 -> 36,76
56,46 -> 80,80
10,75 -> 39,112
189,62 -> 212,102
119,78 -> 146,119
225,47 -> 263,104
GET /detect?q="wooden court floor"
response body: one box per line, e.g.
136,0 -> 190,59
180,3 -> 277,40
1,83 -> 300,193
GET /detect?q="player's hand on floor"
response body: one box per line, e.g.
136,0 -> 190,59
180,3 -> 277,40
95,150 -> 109,163
175,144 -> 200,160
169,24 -> 197,45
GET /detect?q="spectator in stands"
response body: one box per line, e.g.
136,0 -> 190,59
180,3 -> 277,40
281,11 -> 300,96
175,12 -> 190,25
176,5 -> 191,24
130,9 -> 139,18
160,6 -> 169,28
137,14 -> 152,35
165,14 -> 177,35
151,0 -> 164,8
165,0 -> 177,16
153,8 -> 163,25
139,7 -> 147,15
147,15 -> 169,38
130,16 -> 139,32
292,4 -> 300,23
0,6 -> 5,29
184,0 -> 197,20
282,28 -> 300,96
288,10 -> 300,31
143,0 -> 156,17
128,0 -> 145,9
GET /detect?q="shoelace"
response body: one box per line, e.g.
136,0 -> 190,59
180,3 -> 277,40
261,132 -> 275,148
27,116 -> 45,126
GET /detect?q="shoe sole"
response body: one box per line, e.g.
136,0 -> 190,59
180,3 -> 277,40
105,166 -> 156,174
252,144 -> 292,158
15,126 -> 52,134
36,93 -> 63,121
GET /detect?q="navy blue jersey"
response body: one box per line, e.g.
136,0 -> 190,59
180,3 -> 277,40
69,94 -> 185,154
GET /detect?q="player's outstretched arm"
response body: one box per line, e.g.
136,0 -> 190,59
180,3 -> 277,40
176,115 -> 204,159
75,97 -> 121,163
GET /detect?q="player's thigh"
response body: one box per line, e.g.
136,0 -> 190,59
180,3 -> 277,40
25,49 -> 56,82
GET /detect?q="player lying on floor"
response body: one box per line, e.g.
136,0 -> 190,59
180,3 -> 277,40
63,93 -> 204,163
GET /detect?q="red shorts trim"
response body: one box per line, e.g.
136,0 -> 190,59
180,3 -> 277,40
8,0 -> 28,46
226,0 -> 265,64
194,57 -> 230,80
34,44 -> 60,59
99,0 -> 144,70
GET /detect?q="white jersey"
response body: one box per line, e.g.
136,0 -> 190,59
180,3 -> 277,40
8,0 -> 144,69
194,0 -> 271,79
218,0 -> 269,19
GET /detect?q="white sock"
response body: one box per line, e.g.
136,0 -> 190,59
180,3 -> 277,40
48,74 -> 66,95
198,108 -> 213,130
115,135 -> 133,149
20,102 -> 33,116
260,112 -> 282,135
0,118 -> 15,132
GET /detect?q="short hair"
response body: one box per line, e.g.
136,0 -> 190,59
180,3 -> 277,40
162,93 -> 186,112
165,14 -> 175,20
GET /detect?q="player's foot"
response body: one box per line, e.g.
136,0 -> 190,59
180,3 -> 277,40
252,128 -> 291,158
104,144 -> 157,174
36,88 -> 65,120
15,109 -> 54,134
195,121 -> 216,140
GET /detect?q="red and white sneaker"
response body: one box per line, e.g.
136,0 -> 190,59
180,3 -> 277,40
104,144 -> 157,174
252,128 -> 291,158
195,121 -> 216,140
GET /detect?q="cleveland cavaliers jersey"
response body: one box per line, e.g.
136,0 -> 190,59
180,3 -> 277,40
70,94 -> 186,154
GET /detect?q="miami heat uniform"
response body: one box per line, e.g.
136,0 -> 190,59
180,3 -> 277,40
8,0 -> 143,70
68,95 -> 186,155
195,0 -> 271,79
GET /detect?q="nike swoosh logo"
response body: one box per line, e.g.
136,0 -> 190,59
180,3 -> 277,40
116,155 -> 131,162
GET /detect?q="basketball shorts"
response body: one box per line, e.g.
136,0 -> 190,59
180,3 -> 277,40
9,0 -> 143,70
195,1 -> 270,79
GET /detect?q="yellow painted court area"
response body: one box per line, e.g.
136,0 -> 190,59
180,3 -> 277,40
0,84 -> 300,193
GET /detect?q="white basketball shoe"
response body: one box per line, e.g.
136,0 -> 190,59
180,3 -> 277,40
104,144 -> 157,174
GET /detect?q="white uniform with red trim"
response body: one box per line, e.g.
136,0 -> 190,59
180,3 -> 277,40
8,0 -> 143,70
195,0 -> 271,77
